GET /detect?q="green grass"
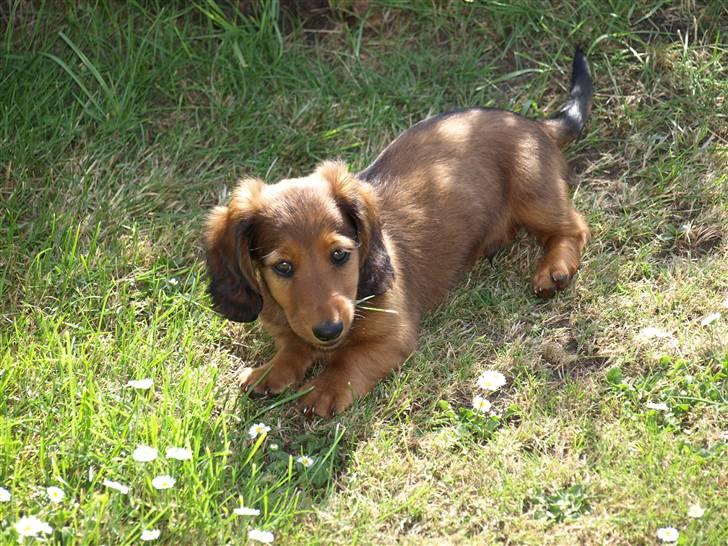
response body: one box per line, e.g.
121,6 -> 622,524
1,0 -> 726,544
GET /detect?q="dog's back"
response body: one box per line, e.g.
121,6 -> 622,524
358,48 -> 593,310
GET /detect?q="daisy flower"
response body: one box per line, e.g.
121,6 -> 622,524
0,487 -> 10,502
472,395 -> 492,414
141,529 -> 161,541
248,422 -> 271,439
248,529 -> 274,543
127,378 -> 153,389
638,326 -> 671,339
165,447 -> 193,461
102,479 -> 129,495
477,370 -> 507,391
47,486 -> 65,503
14,516 -> 52,538
687,504 -> 704,518
296,455 -> 315,468
700,312 -> 720,326
168,278 -> 179,286
234,506 -> 260,516
151,475 -> 176,490
132,445 -> 158,462
645,402 -> 669,411
656,527 -> 679,543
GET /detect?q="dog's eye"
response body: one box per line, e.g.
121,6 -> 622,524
273,261 -> 294,277
331,249 -> 350,266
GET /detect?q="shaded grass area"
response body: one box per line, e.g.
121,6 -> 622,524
1,1 -> 727,544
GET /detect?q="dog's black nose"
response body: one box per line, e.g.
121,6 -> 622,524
312,320 -> 344,342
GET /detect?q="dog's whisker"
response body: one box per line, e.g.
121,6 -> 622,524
356,305 -> 399,315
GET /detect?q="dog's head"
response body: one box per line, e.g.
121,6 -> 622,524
204,161 -> 394,348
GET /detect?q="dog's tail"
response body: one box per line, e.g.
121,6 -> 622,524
540,47 -> 592,149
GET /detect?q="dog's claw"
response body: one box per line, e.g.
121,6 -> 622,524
329,405 -> 337,417
535,286 -> 556,299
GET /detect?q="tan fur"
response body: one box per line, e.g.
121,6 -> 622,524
205,107 -> 590,418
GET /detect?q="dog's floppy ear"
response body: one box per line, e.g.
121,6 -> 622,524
318,161 -> 395,299
204,178 -> 265,323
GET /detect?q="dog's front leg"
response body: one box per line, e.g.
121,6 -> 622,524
296,339 -> 413,418
239,337 -> 314,396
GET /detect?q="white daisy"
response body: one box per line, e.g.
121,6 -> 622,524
700,312 -> 721,326
646,401 -> 669,411
127,378 -> 154,389
102,479 -> 129,495
234,506 -> 260,516
656,527 -> 679,543
168,278 -> 179,286
296,455 -> 314,468
165,447 -> 193,461
476,370 -> 507,391
141,529 -> 161,541
248,423 -> 271,439
248,529 -> 274,543
472,395 -> 492,414
687,504 -> 704,518
132,445 -> 158,462
47,486 -> 65,503
14,516 -> 52,538
0,487 -> 10,502
269,443 -> 280,451
151,475 -> 176,490
638,326 -> 672,339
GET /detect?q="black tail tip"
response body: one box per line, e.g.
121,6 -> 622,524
542,45 -> 593,148
571,46 -> 591,83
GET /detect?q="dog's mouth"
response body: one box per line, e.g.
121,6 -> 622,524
313,337 -> 346,351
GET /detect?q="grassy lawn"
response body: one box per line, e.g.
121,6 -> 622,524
1,1 -> 726,544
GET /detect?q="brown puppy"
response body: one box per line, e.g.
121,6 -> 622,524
205,49 -> 592,417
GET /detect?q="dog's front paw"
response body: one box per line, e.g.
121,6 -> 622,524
296,374 -> 355,418
239,363 -> 298,396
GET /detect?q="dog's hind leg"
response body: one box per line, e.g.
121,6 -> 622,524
514,181 -> 590,298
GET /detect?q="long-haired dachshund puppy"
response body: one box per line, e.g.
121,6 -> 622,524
205,49 -> 592,417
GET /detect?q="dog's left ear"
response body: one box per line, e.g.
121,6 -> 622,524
318,161 -> 395,299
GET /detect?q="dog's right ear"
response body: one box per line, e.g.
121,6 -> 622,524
204,178 -> 265,323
